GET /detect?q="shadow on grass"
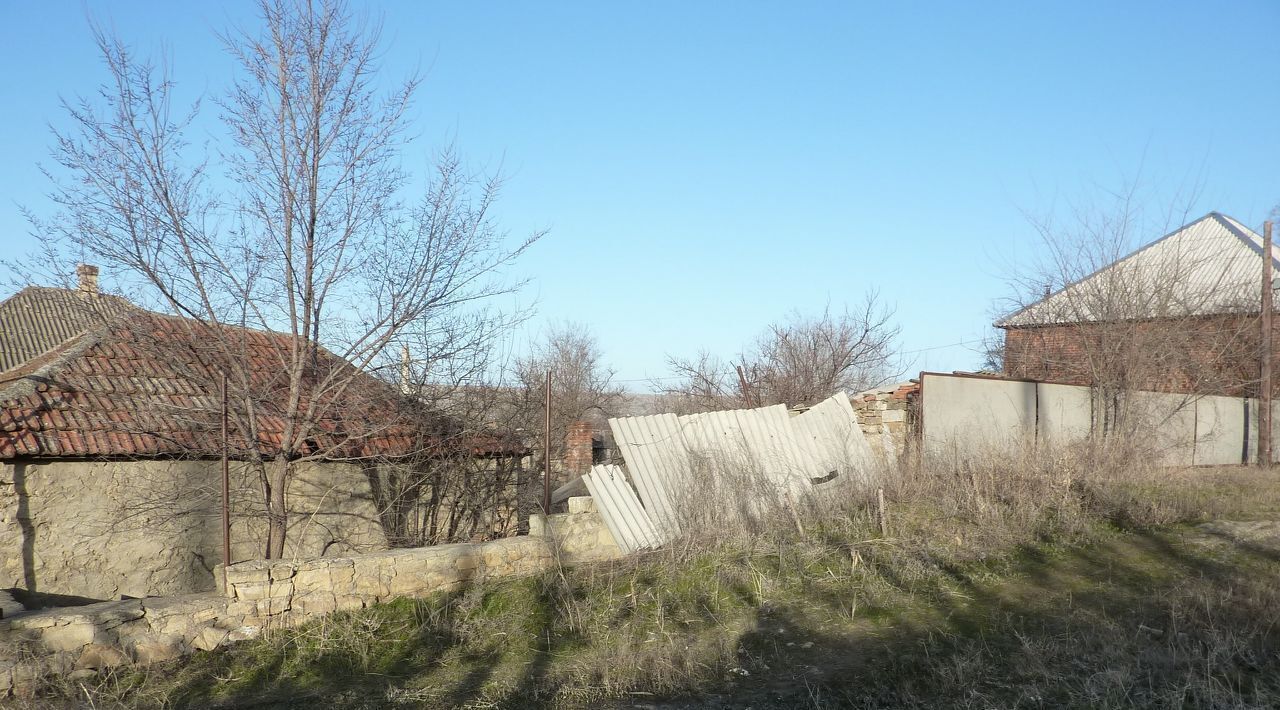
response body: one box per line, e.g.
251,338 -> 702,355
718,527 -> 1280,709
103,525 -> 1280,710
146,573 -> 592,710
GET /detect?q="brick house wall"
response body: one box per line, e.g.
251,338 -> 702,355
1002,314 -> 1266,396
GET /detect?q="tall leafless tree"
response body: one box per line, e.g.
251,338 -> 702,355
30,1 -> 539,558
514,322 -> 625,467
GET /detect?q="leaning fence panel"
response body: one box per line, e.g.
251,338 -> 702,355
583,464 -> 666,554
792,391 -> 877,486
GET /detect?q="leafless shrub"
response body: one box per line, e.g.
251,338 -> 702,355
663,295 -> 900,413
513,322 -> 625,471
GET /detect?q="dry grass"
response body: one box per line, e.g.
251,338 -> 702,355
19,449 -> 1280,709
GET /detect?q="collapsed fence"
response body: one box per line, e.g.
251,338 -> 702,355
580,392 -> 879,553
568,371 -> 1273,560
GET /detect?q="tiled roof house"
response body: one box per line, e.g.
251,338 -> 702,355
0,311 -> 426,460
0,267 -> 524,600
0,282 -> 430,462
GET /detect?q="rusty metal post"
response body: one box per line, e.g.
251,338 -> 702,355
220,372 -> 231,582
543,369 -> 552,513
1262,221 -> 1274,466
735,363 -> 754,407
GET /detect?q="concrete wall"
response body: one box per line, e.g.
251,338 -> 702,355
921,375 -> 1036,456
920,372 -> 1280,465
1036,382 -> 1092,444
1127,391 -> 1197,466
0,459 -> 387,601
1194,395 -> 1248,466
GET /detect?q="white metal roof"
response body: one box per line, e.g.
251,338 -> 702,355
998,213 -> 1276,327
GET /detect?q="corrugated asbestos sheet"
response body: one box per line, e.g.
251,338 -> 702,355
582,464 -> 666,554
791,391 -> 877,486
608,413 -> 688,536
681,404 -> 817,497
602,392 -> 876,541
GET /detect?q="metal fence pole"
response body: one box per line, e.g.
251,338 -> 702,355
543,369 -> 552,513
221,372 -> 231,584
1261,221 -> 1274,466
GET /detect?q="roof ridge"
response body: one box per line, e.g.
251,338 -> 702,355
995,211 -> 1250,328
988,212 -> 1218,330
1209,212 -> 1277,263
0,328 -> 106,401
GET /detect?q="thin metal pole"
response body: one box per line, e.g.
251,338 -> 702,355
735,363 -> 754,407
1261,221 -> 1274,466
543,369 -> 552,513
221,372 -> 231,582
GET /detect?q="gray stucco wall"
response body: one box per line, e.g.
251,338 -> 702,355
0,459 -> 387,601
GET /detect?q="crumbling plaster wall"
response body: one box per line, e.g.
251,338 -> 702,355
0,459 -> 387,601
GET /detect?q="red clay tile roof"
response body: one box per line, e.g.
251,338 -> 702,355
0,287 -> 133,372
0,308 -> 442,460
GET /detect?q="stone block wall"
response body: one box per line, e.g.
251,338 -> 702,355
220,536 -> 560,620
0,593 -> 251,697
852,382 -> 918,462
0,508 -> 623,698
527,499 -> 621,562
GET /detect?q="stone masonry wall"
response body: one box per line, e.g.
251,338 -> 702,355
220,536 -> 559,620
0,508 -> 621,698
852,383 -> 918,463
527,497 -> 620,562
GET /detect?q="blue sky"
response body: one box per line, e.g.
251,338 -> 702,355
1,1 -> 1277,388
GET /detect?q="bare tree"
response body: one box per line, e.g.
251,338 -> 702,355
514,322 -> 625,466
664,295 -> 900,412
358,322 -> 624,544
29,1 -> 539,558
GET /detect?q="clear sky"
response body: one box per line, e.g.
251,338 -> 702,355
1,1 -> 1277,388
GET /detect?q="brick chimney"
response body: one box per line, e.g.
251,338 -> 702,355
76,264 -> 99,294
563,420 -> 595,476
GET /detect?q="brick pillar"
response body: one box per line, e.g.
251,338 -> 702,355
563,421 -> 594,476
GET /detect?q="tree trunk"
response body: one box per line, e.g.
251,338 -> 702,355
266,457 -> 290,558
